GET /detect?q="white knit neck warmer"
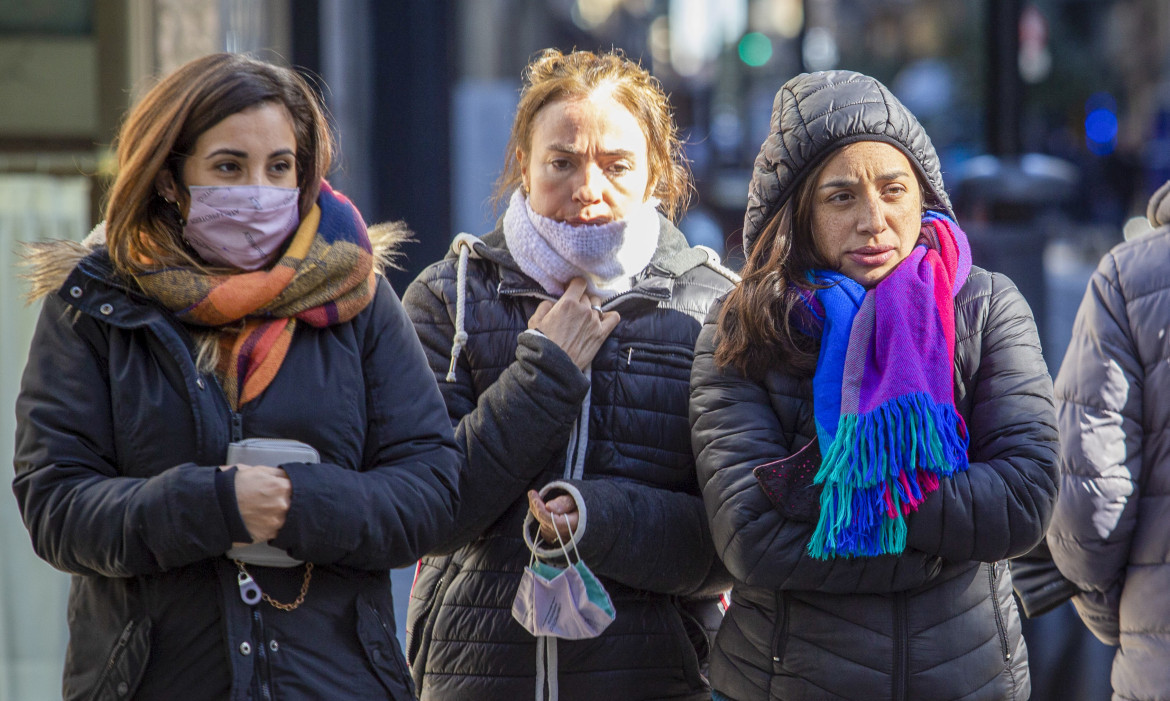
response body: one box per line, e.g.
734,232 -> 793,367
503,188 -> 661,298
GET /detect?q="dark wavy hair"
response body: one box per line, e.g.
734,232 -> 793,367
715,155 -> 930,379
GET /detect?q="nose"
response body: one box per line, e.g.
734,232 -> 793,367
856,192 -> 885,235
573,164 -> 603,205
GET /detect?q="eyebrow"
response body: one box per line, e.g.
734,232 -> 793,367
546,143 -> 637,159
204,148 -> 295,159
818,170 -> 912,189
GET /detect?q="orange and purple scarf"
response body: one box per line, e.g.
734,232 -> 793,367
136,182 -> 375,408
804,211 -> 972,559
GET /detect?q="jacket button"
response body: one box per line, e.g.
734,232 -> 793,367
99,303 -> 114,315
239,641 -> 252,655
269,640 -> 279,652
116,681 -> 129,696
69,286 -> 83,298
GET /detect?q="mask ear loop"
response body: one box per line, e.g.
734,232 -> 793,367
552,513 -> 575,565
555,513 -> 584,566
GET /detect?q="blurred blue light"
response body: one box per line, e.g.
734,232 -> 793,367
1085,107 -> 1117,155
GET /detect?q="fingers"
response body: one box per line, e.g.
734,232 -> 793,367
528,490 -> 579,544
235,467 -> 293,542
544,494 -> 578,515
598,310 -> 620,334
527,300 -> 554,330
563,277 -> 589,300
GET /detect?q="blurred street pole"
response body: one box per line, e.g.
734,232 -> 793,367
987,0 -> 1022,157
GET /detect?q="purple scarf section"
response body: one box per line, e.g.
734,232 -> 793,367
805,211 -> 972,558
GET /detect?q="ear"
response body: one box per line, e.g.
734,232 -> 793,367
517,148 -> 529,194
155,169 -> 179,202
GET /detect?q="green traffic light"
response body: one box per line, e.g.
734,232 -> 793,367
738,32 -> 773,67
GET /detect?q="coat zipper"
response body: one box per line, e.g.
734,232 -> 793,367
86,620 -> 136,701
498,284 -> 671,309
369,600 -> 413,683
252,608 -> 274,701
893,592 -> 908,701
988,561 -> 1017,693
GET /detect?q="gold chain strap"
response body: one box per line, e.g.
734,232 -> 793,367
234,560 -> 314,611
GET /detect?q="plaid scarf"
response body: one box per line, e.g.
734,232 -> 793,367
804,211 -> 972,559
136,182 -> 375,409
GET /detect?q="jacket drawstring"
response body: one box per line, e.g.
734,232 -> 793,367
533,368 -> 592,701
535,634 -> 558,700
695,245 -> 742,283
563,368 -> 591,480
447,233 -> 480,382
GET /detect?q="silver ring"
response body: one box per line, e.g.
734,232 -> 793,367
590,305 -> 604,314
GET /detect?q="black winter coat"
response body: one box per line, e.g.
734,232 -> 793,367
13,245 -> 460,700
402,218 -> 737,701
690,269 -> 1059,701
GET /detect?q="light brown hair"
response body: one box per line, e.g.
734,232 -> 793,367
104,52 -> 334,276
493,48 -> 691,222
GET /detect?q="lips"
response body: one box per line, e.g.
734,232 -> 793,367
566,215 -> 613,226
845,245 -> 896,267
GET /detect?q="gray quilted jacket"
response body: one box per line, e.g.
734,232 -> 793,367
690,70 -> 1059,700
1048,181 -> 1170,701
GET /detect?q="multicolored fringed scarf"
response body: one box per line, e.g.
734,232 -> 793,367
804,211 -> 972,559
136,182 -> 376,408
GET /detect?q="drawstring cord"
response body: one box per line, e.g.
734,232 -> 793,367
446,233 -> 479,382
562,368 -> 591,480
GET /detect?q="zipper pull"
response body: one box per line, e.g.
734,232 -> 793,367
627,348 -> 633,366
238,570 -> 262,606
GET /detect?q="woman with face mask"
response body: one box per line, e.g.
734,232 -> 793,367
13,53 -> 460,700
689,71 -> 1059,700
402,49 -> 738,700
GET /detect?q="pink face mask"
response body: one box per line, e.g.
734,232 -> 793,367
183,185 -> 301,271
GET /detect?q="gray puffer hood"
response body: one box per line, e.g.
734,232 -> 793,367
743,70 -> 954,255
1147,178 -> 1170,227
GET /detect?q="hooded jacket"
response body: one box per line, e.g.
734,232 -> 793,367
1048,180 -> 1170,700
401,214 -> 738,701
689,71 -> 1058,700
12,224 -> 460,700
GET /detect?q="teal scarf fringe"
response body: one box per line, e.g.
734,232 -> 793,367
808,392 -> 969,559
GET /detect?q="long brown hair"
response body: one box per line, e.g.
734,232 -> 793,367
493,48 -> 691,222
714,160 -> 832,379
105,53 -> 334,276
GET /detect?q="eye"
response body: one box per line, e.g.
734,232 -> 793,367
607,162 -> 632,176
826,190 -> 853,203
549,158 -> 572,170
883,183 -> 908,198
213,161 -> 241,174
270,160 -> 294,175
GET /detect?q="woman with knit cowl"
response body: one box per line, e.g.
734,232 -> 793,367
12,53 -> 460,700
689,70 -> 1060,700
402,48 -> 738,700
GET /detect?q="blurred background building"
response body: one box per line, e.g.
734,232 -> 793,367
2,0 -> 1165,698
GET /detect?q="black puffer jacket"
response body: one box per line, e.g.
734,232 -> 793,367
402,217 -> 737,701
13,241 -> 459,700
691,272 -> 1058,700
689,70 -> 1059,700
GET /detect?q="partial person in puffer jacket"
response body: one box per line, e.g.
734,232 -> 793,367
12,53 -> 460,700
1047,179 -> 1170,701
689,70 -> 1059,701
402,49 -> 738,701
